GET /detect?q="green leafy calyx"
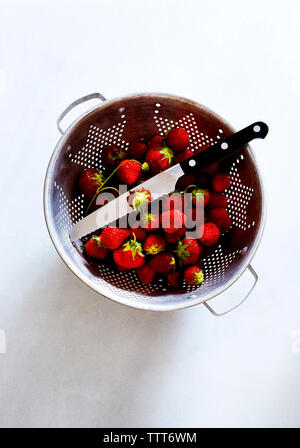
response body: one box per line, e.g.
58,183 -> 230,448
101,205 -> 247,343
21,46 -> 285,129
122,239 -> 144,260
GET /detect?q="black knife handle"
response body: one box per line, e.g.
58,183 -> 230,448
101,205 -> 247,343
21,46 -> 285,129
180,121 -> 269,174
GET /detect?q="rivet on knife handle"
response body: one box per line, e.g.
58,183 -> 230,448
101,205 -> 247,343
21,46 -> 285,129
180,121 -> 269,174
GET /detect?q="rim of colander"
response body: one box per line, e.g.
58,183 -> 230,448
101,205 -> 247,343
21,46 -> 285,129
43,92 -> 266,312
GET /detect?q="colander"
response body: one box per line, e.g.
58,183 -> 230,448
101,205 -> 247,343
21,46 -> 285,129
43,92 -> 266,315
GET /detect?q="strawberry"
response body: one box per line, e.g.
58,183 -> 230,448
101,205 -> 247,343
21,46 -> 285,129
199,162 -> 219,175
140,212 -> 160,231
164,225 -> 186,244
175,149 -> 194,163
127,142 -> 148,160
185,206 -> 206,229
208,208 -> 232,233
208,192 -> 228,208
148,135 -> 164,150
176,173 -> 196,191
137,263 -> 157,285
162,193 -> 184,213
184,266 -> 204,286
168,271 -> 181,288
166,128 -> 190,152
212,173 -> 231,192
113,237 -> 145,270
143,234 -> 166,255
84,235 -> 109,260
198,222 -> 220,246
129,227 -> 147,241
175,238 -> 203,266
128,188 -> 151,211
145,147 -> 174,174
185,207 -> 197,228
161,209 -> 186,234
79,168 -> 105,198
102,146 -> 126,167
185,209 -> 206,235
117,159 -> 149,185
101,226 -> 130,250
116,265 -> 130,272
194,172 -> 210,188
191,188 -> 210,207
149,253 -> 176,274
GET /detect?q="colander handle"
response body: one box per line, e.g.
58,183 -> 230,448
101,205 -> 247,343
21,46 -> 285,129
57,93 -> 107,134
203,264 -> 258,316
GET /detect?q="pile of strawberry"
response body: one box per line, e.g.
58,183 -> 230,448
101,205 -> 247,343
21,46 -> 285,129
78,127 -> 231,288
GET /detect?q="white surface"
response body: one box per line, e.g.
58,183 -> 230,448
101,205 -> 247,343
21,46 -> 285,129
0,0 -> 300,428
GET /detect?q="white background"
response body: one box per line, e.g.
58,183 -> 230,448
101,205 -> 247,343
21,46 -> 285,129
0,0 -> 300,428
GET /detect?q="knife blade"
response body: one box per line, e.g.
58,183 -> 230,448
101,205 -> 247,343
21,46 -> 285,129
71,164 -> 184,240
71,121 -> 268,241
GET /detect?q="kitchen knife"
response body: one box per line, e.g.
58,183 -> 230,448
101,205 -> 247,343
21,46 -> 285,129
71,121 -> 268,241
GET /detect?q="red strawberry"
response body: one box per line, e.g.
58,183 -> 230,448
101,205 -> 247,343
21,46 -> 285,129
117,159 -> 149,185
199,162 -> 219,175
166,128 -> 190,152
140,212 -> 160,231
184,266 -> 204,286
102,146 -> 126,167
208,192 -> 228,208
176,238 -> 204,265
149,253 -> 176,274
212,173 -> 231,192
128,188 -> 151,211
145,147 -> 174,174
148,135 -> 164,150
168,271 -> 181,288
162,193 -> 184,212
116,265 -> 130,272
84,235 -> 109,260
185,206 -> 206,228
113,238 -> 145,270
101,226 -> 130,250
164,225 -> 186,244
195,173 -> 210,188
129,227 -> 147,241
143,234 -> 166,255
185,207 -> 197,228
127,142 -> 148,160
137,263 -> 157,285
208,208 -> 232,233
175,149 -> 194,163
176,173 -> 196,191
198,222 -> 220,246
79,168 -> 105,198
191,188 -> 210,207
161,209 -> 186,234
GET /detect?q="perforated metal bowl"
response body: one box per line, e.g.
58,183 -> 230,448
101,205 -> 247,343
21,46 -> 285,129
43,92 -> 266,314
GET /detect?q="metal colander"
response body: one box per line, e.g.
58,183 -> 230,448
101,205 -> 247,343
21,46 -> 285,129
43,92 -> 265,314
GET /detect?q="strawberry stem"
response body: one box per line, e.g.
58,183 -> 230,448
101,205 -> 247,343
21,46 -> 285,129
85,158 -> 148,215
183,184 -> 198,193
100,186 -> 120,194
85,162 -> 128,214
100,160 -> 127,188
142,162 -> 149,172
85,186 -> 102,215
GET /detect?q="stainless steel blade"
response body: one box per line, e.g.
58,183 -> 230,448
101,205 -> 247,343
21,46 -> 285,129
71,163 -> 184,240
